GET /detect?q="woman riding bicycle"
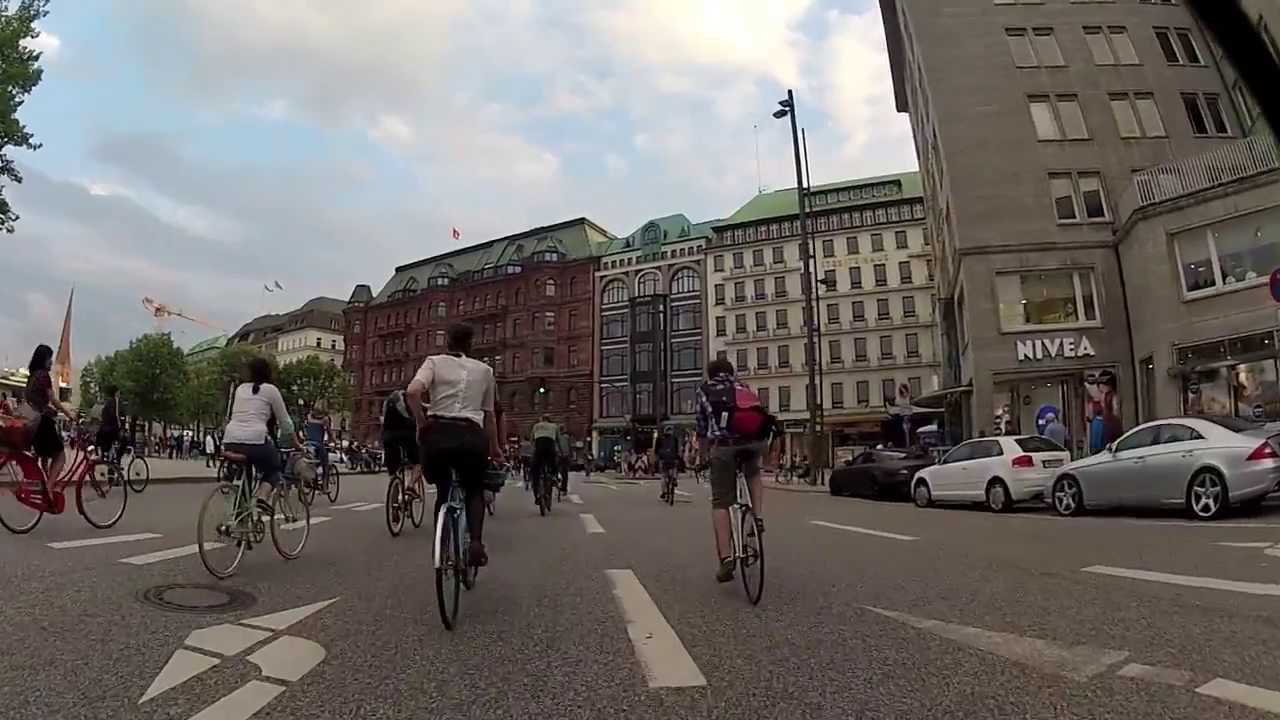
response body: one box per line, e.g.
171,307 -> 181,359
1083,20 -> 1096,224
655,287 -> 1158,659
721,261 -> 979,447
222,357 -> 295,512
24,344 -> 77,483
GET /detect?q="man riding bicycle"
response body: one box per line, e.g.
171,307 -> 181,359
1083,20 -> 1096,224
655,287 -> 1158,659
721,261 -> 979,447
695,357 -> 778,583
381,389 -> 422,490
529,415 -> 559,503
95,385 -> 123,462
556,424 -> 571,493
656,426 -> 681,502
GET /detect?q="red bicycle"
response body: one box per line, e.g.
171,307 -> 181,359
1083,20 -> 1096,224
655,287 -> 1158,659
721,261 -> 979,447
0,425 -> 129,534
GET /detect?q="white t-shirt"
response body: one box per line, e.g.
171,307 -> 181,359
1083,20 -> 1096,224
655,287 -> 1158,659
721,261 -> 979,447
412,354 -> 494,428
223,383 -> 291,445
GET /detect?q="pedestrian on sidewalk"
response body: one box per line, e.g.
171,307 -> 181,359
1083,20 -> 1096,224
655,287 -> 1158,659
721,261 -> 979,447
204,432 -> 216,468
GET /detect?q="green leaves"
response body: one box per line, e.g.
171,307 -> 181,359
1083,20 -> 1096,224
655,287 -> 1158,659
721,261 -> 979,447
277,355 -> 350,419
0,0 -> 49,232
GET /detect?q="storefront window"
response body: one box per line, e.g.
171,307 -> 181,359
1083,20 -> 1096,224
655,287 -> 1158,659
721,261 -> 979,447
996,269 -> 1099,331
1233,360 -> 1280,421
1183,368 -> 1233,416
1175,206 -> 1280,297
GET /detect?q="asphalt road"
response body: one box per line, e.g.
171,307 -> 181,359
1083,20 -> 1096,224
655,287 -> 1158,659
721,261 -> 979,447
4,472 -> 1280,719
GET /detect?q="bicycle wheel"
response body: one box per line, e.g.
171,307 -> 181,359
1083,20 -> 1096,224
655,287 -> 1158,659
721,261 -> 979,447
126,455 -> 150,493
298,474 -> 317,506
326,464 -> 341,503
197,484 -> 247,579
739,508 -> 765,606
270,485 -> 310,559
78,463 -> 128,529
666,475 -> 675,505
409,475 -> 427,528
385,474 -> 405,537
435,507 -> 461,630
538,474 -> 549,516
0,461 -> 43,534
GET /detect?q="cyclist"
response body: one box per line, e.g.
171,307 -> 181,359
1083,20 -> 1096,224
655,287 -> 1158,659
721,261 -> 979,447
95,384 -> 122,462
381,388 -> 421,492
519,438 -> 533,488
407,323 -> 499,567
695,357 -> 776,583
529,414 -> 559,503
24,344 -> 77,483
656,426 -> 681,501
556,424 -> 571,492
223,357 -> 295,513
303,402 -> 331,471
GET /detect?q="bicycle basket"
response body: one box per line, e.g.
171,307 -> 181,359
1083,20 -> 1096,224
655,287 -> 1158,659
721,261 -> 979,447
0,415 -> 33,452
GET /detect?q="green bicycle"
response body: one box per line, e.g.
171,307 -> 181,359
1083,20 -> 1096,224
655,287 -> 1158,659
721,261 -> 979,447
198,450 -> 311,579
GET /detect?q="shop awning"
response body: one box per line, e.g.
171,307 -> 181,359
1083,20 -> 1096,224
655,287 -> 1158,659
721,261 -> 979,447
912,383 -> 972,410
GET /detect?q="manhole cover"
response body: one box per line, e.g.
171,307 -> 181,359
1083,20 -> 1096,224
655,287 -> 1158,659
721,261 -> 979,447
138,584 -> 256,615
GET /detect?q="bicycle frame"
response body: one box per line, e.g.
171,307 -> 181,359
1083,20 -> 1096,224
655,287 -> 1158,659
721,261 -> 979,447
433,480 -> 467,569
0,445 -> 99,514
729,470 -> 752,560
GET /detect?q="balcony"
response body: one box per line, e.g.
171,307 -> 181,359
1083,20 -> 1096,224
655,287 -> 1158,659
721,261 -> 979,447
1118,134 -> 1280,224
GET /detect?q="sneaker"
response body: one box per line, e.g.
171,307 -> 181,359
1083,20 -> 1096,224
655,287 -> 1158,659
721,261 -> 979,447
716,556 -> 736,583
468,541 -> 489,567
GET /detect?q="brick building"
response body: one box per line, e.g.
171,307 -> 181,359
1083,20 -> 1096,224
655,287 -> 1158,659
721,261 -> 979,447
342,218 -> 611,446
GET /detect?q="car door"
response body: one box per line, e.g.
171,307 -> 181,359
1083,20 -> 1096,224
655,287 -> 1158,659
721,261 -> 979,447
846,452 -> 875,496
966,440 -> 1005,499
1136,423 -> 1205,505
931,443 -> 974,499
1088,426 -> 1161,505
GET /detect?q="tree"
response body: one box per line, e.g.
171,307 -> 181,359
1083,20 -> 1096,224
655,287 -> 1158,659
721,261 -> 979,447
115,333 -> 188,424
78,351 -> 122,413
0,0 -> 50,233
277,356 -> 350,420
178,361 -> 227,430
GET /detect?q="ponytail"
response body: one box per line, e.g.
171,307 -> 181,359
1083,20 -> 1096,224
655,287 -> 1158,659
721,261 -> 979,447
252,382 -> 262,395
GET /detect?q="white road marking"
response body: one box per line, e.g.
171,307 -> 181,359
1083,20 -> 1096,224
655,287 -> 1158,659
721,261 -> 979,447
1083,565 -> 1280,596
119,544 -> 210,565
247,636 -> 326,682
240,598 -> 340,631
1126,520 -> 1280,529
604,569 -> 706,688
579,514 -> 605,534
140,649 -> 220,703
1116,663 -> 1193,686
567,494 -> 584,504
810,520 -> 918,541
329,502 -> 367,510
1217,542 -> 1275,548
866,606 -> 1128,681
47,532 -> 162,549
1196,678 -> 1280,714
187,680 -> 285,720
279,516 -> 329,531
598,483 -> 620,491
674,490 -> 692,497
351,503 -> 383,511
184,624 -> 271,656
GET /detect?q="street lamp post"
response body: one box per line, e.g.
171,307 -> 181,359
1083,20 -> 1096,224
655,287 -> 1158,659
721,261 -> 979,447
773,89 -> 820,472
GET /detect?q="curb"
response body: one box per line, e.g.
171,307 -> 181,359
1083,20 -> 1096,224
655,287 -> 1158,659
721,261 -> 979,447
766,483 -> 829,494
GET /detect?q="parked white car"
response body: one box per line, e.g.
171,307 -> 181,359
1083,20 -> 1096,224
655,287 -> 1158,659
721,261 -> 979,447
911,435 -> 1071,512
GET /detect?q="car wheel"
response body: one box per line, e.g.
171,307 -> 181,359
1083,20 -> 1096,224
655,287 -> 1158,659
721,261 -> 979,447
912,480 -> 932,508
986,480 -> 1013,513
1187,470 -> 1228,521
1052,476 -> 1083,517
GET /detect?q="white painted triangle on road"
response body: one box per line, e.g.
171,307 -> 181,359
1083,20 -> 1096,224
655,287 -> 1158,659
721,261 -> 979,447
247,636 -> 327,681
185,623 -> 272,656
866,606 -> 1128,681
239,597 -> 340,631
188,679 -> 285,720
139,648 -> 220,703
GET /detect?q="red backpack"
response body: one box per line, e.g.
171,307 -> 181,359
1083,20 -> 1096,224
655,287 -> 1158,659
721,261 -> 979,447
704,381 -> 768,440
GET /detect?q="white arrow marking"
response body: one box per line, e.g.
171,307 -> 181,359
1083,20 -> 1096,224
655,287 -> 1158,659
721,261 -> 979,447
247,636 -> 326,682
240,598 -> 339,631
47,532 -> 162,549
866,606 -> 1128,681
120,544 -> 215,565
1117,663 -> 1193,686
579,513 -> 605,534
1197,678 -> 1280,714
279,516 -> 328,531
139,648 -> 219,703
567,494 -> 584,504
185,624 -> 272,656
187,680 -> 285,720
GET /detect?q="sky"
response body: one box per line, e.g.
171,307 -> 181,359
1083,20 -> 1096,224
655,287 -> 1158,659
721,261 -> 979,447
0,0 -> 916,369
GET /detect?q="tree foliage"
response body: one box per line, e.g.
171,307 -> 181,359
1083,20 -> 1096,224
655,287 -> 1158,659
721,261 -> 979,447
277,355 -> 350,418
0,0 -> 50,232
115,333 -> 188,423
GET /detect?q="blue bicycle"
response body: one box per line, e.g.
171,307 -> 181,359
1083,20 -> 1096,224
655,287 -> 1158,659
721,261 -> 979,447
434,469 -> 477,630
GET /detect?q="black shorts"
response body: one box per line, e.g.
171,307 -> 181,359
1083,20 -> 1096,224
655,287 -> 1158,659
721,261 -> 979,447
419,417 -> 487,493
382,430 -> 419,475
32,414 -> 62,459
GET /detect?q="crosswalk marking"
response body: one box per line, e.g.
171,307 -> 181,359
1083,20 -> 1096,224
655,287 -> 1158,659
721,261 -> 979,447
1196,678 -> 1280,714
120,544 -> 214,565
48,532 -> 162,549
279,516 -> 329,531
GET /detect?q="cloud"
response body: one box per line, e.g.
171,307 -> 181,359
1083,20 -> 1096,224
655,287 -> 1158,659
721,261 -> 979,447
23,26 -> 61,62
367,113 -> 415,147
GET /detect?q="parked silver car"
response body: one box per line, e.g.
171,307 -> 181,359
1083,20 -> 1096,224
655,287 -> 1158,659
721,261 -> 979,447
1050,416 -> 1280,520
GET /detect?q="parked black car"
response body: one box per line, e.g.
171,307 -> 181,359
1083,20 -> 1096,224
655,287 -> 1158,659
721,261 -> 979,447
829,449 -> 935,500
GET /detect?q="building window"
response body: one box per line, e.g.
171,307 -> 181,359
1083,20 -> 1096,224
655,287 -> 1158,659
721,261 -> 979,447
871,233 -> 884,252
881,378 -> 897,406
854,337 -> 868,362
602,348 -> 628,376
774,276 -> 787,298
1173,207 -> 1280,298
736,349 -> 748,372
751,248 -> 765,267
601,387 -> 627,417
1005,27 -> 1064,68
672,341 -> 702,371
899,261 -> 913,285
908,376 -> 923,400
431,302 -> 446,319
1234,82 -> 1257,130
846,236 -> 859,255
772,246 -> 785,264
1084,26 -> 1139,65
849,266 -> 863,289
894,230 -> 908,250
757,387 -> 770,410
778,345 -> 791,368
778,386 -> 791,412
672,303 -> 702,331
880,335 -> 894,360
636,308 -> 656,332
775,308 -> 789,328
1109,93 -> 1166,138
511,353 -> 522,373
822,269 -> 837,291
713,255 -> 725,272
753,278 -> 766,300
996,269 -> 1100,330
455,299 -> 464,315
732,251 -> 744,270
733,281 -> 746,303
671,268 -> 700,294
1027,94 -> 1090,140
926,259 -> 934,282
856,380 -> 870,406
602,279 -> 629,305
821,238 -> 835,258
1181,93 -> 1231,137
672,382 -> 699,415
873,264 -> 888,287
1050,172 -> 1109,222
735,314 -> 747,334
482,324 -> 493,343
755,311 -> 768,332
568,277 -> 579,296
828,339 -> 843,364
602,313 -> 628,339
756,346 -> 770,369
543,311 -> 556,331
715,316 -> 727,337
826,303 -> 841,323
541,278 -> 557,297
1154,27 -> 1203,65
637,272 -> 662,296
830,382 -> 845,409
852,301 -> 866,322
434,330 -> 446,347
906,333 -> 920,358
568,309 -> 579,330
903,295 -> 917,318
568,345 -> 580,368
635,344 -> 654,373
714,284 -> 726,305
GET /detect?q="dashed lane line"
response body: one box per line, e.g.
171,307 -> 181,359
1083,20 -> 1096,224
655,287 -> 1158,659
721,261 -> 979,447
604,569 -> 706,688
1116,663 -> 1194,687
120,544 -> 212,565
1196,678 -> 1280,715
579,514 -> 606,534
810,520 -> 918,541
567,494 -> 584,504
329,502 -> 367,510
47,532 -> 163,549
351,503 -> 384,512
1082,565 -> 1280,596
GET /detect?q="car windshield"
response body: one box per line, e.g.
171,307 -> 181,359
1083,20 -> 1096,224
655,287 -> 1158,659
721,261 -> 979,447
1014,436 -> 1065,453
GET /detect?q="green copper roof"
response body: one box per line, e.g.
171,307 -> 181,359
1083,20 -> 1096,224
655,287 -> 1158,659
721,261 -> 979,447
718,171 -> 922,227
186,334 -> 227,356
602,213 -> 720,255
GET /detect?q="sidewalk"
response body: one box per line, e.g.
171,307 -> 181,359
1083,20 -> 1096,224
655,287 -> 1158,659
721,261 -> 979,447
130,457 -> 381,484
596,470 -> 829,494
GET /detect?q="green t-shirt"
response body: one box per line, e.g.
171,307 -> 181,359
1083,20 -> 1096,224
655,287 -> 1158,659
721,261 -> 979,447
531,421 -> 559,441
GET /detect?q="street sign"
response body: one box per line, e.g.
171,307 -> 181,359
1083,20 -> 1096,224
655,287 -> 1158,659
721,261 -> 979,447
1270,268 -> 1280,302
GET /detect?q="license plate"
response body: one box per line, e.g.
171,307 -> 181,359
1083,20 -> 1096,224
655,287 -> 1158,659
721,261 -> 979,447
1042,459 -> 1064,468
